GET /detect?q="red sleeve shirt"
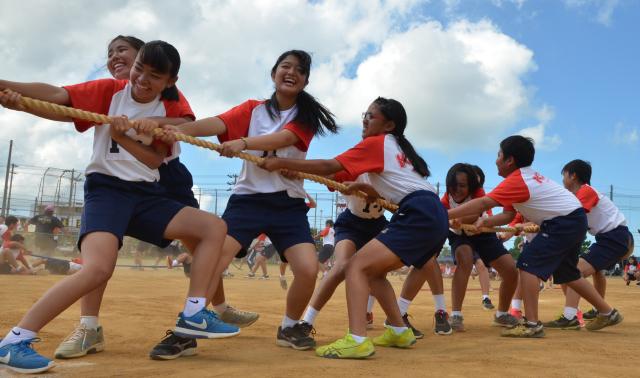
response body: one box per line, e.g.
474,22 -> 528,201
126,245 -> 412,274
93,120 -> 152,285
175,89 -> 195,121
487,169 -> 530,212
441,194 -> 451,209
334,135 -> 385,177
64,79 -> 126,132
217,100 -> 313,151
575,185 -> 599,213
2,229 -> 12,248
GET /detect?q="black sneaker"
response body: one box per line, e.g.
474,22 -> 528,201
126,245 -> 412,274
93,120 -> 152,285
276,322 -> 316,350
402,313 -> 424,339
433,310 -> 452,335
583,308 -> 598,321
149,330 -> 197,360
542,315 -> 580,330
482,297 -> 495,311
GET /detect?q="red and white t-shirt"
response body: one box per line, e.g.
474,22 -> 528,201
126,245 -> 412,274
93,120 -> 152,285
64,79 -> 194,182
487,167 -> 581,225
575,184 -> 626,235
441,188 -> 489,234
333,171 -> 385,219
217,100 -> 314,199
319,226 -> 335,246
335,134 -> 436,204
165,90 -> 196,163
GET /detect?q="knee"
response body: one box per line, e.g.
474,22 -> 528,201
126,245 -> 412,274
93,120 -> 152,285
82,265 -> 113,286
293,261 -> 318,281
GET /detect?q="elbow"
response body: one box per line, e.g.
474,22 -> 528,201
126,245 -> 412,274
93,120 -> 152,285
146,157 -> 164,170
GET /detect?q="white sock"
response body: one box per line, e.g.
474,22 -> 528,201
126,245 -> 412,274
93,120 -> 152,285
0,327 -> 37,348
563,307 -> 578,319
183,297 -> 206,317
367,296 -> 376,312
303,306 -> 319,325
80,316 -> 99,330
172,260 -> 180,267
213,302 -> 228,314
387,324 -> 408,335
397,297 -> 411,316
281,315 -> 298,329
452,311 -> 463,317
280,275 -> 286,279
496,311 -> 508,317
433,294 -> 446,312
511,299 -> 523,310
482,294 -> 490,300
350,333 -> 366,343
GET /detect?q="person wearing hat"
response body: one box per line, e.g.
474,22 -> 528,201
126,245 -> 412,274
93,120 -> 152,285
27,205 -> 64,256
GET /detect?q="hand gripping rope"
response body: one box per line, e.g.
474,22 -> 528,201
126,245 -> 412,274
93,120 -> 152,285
15,95 -> 540,234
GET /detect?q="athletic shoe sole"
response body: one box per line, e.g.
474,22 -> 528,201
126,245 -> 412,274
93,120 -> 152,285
6,361 -> 56,374
55,342 -> 104,359
150,347 -> 197,360
174,328 -> 240,339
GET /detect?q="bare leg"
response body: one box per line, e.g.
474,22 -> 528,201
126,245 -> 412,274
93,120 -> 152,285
489,254 -> 518,312
309,240 -> 356,311
451,245 -> 474,312
283,243 -> 318,320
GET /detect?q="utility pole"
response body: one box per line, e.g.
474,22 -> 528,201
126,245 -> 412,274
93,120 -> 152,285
227,174 -> 239,191
6,164 -> 16,215
68,169 -> 74,207
1,140 -> 13,217
609,184 -> 613,201
436,182 -> 440,196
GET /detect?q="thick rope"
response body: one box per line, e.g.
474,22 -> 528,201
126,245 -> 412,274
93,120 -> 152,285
459,224 -> 540,234
18,95 -> 399,211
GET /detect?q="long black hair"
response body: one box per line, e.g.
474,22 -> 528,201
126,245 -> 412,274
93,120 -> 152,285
446,163 -> 480,197
265,50 -> 338,137
373,97 -> 430,178
137,40 -> 181,101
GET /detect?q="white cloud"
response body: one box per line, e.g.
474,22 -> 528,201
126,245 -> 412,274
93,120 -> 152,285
0,0 -> 545,211
516,105 -> 561,150
612,122 -> 638,145
564,0 -> 619,26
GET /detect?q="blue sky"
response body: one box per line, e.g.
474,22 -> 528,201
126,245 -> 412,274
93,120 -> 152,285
1,0 -> 638,237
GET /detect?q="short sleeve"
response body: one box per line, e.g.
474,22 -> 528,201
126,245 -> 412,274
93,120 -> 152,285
162,89 -> 195,120
283,122 -> 314,152
216,100 -> 262,143
334,135 -> 385,177
576,185 -> 599,213
487,170 -> 530,211
63,79 -> 124,132
441,195 -> 451,209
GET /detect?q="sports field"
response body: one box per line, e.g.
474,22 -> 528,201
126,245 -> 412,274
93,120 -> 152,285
1,263 -> 638,377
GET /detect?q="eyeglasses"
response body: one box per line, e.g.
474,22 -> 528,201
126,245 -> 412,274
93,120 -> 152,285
361,112 -> 383,121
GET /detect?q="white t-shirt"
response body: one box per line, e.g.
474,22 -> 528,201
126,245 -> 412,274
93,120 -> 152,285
217,100 -> 314,199
65,79 -> 194,182
334,173 -> 385,219
575,184 -> 626,235
487,167 -> 581,225
335,134 -> 436,204
320,227 -> 335,246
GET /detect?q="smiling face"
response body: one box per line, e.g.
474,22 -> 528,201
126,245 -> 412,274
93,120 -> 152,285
451,172 -> 470,203
361,102 -> 395,139
271,54 -> 308,100
128,54 -> 176,103
107,39 -> 139,80
495,149 -> 516,178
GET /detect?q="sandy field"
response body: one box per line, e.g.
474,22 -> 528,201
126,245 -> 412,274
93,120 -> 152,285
1,262 -> 638,377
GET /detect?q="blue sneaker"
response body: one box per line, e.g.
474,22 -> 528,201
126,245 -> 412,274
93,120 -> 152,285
174,309 -> 240,339
0,338 -> 55,374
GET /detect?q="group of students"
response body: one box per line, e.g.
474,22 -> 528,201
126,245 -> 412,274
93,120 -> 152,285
0,35 -> 633,374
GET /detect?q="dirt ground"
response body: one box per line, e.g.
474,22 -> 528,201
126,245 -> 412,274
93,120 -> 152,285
1,262 -> 638,377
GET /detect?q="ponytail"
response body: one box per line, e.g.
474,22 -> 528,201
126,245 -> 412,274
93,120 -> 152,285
373,97 -> 430,178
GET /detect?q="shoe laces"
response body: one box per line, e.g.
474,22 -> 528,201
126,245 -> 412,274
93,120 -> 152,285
64,324 -> 88,343
296,321 -> 316,337
13,338 -> 41,357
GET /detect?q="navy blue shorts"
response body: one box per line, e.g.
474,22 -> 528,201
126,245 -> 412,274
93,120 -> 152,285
222,191 -> 314,263
334,209 -> 389,251
581,225 -> 634,271
448,231 -> 509,267
318,244 -> 335,263
376,190 -> 449,269
79,173 -> 186,250
159,158 -> 199,209
517,208 -> 587,284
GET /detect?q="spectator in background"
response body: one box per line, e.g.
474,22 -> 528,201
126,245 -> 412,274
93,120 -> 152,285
27,205 -> 64,256
623,256 -> 640,286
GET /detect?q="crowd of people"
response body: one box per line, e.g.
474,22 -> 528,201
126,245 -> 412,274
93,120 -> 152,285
0,35 -> 635,374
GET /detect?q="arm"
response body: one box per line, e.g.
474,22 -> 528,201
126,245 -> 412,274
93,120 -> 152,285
219,129 -> 302,157
305,192 -> 317,208
475,210 -> 517,228
176,117 -> 227,137
16,253 -> 31,269
259,156 -> 344,176
111,116 -> 167,169
0,84 -> 72,121
447,196 -> 499,220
